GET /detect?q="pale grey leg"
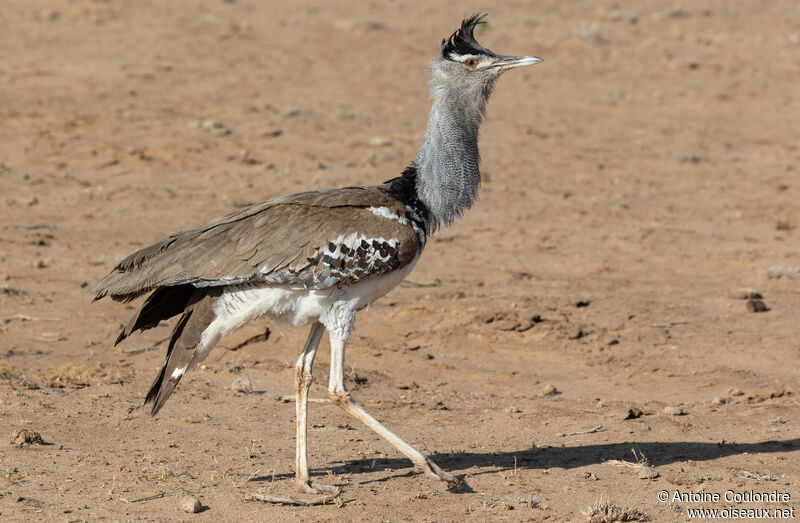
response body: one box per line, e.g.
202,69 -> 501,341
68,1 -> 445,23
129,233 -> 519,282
327,334 -> 456,483
294,322 -> 340,495
250,322 -> 340,505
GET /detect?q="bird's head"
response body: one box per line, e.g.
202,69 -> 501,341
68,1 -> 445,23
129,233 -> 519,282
431,14 -> 541,109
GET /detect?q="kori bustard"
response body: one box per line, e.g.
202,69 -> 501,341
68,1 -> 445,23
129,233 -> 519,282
94,14 -> 541,502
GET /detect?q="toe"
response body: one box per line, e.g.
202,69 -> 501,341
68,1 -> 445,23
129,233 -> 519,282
419,458 -> 456,482
299,482 -> 341,497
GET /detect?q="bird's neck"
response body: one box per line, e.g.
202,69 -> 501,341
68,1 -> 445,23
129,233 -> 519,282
413,79 -> 493,232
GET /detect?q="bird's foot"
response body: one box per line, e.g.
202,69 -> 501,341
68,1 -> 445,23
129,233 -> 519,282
298,481 -> 341,497
419,457 -> 458,484
247,482 -> 341,506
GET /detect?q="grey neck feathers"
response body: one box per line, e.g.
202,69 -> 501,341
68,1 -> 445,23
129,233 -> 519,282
414,68 -> 497,232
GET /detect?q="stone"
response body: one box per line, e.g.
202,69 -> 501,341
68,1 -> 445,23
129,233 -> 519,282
11,429 -> 43,446
638,466 -> 659,479
663,406 -> 686,416
746,299 -> 769,312
179,496 -> 202,513
541,383 -> 559,396
231,376 -> 252,393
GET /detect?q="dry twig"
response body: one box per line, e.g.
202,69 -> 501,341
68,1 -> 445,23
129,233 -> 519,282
560,425 -> 603,436
246,488 -> 341,506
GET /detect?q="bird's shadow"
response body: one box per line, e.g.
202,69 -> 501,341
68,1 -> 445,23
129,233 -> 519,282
252,437 -> 798,492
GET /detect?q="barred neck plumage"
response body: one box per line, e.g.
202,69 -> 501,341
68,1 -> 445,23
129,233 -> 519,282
413,64 -> 498,233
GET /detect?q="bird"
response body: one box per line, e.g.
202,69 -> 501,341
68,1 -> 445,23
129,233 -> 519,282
93,14 -> 541,502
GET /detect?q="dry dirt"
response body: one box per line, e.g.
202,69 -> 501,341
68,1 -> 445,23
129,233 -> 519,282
1,1 -> 799,521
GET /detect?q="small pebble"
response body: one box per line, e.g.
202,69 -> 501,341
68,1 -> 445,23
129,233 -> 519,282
609,11 -> 639,24
766,266 -> 800,279
624,407 -> 643,420
541,383 -> 559,396
179,496 -> 202,513
567,326 -> 584,339
231,376 -> 252,393
663,406 -> 686,416
262,127 -> 282,138
638,466 -> 659,479
198,119 -> 231,136
746,299 -> 769,313
426,399 -> 447,410
36,8 -> 61,22
711,396 -> 726,405
504,406 -> 522,414
680,153 -> 703,163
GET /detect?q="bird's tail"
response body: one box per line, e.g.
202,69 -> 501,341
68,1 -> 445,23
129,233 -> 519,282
115,285 -> 197,346
145,289 -> 220,416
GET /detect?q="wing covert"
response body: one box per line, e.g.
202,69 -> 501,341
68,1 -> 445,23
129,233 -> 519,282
93,186 -> 424,300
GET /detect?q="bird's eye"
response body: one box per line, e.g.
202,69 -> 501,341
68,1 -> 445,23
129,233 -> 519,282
465,58 -> 478,67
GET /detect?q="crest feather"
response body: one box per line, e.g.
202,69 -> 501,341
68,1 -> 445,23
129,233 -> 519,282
441,13 -> 494,59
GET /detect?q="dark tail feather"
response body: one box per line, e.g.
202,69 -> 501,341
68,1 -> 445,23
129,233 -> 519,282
115,285 -> 197,346
143,289 -> 221,416
145,311 -> 194,415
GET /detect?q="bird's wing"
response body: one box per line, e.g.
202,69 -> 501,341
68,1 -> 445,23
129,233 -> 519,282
93,185 -> 424,301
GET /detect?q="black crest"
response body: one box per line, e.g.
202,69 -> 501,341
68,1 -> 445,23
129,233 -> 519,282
441,14 -> 496,59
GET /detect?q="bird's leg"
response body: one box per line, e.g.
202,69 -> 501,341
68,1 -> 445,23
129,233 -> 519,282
327,335 -> 456,483
294,322 -> 340,497
250,322 -> 340,506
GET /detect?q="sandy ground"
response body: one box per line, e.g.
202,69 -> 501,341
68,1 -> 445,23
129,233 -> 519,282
1,0 -> 799,521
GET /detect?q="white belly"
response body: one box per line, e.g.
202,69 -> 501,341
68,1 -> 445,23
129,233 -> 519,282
201,255 -> 420,353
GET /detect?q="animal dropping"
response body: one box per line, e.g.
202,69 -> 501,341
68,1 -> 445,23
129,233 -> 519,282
94,14 -> 542,502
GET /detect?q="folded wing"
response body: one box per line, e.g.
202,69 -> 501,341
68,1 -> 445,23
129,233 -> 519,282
93,185 -> 422,302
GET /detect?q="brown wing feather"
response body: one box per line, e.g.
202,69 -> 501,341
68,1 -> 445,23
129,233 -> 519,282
93,185 -> 422,302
